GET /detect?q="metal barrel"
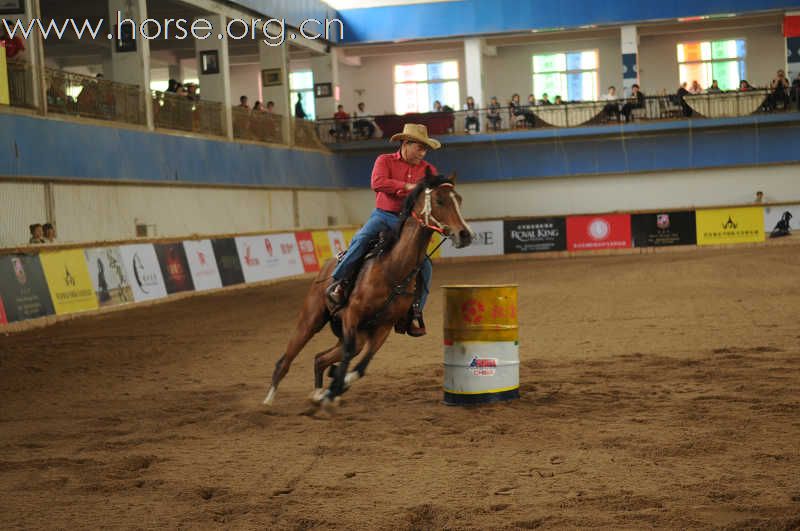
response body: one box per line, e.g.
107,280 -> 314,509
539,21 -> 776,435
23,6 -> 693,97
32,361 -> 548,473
442,285 -> 520,405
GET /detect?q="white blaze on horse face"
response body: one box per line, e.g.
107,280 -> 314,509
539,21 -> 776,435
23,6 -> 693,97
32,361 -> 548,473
450,191 -> 474,239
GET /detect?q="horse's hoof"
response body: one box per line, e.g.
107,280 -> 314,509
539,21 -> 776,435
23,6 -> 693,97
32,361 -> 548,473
263,387 -> 276,406
344,371 -> 360,389
320,394 -> 341,411
309,388 -> 327,404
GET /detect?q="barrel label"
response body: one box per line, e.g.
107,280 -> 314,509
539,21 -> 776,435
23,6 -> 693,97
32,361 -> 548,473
469,356 -> 497,376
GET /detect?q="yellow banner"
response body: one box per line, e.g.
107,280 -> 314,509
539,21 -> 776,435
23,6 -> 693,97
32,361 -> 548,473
342,229 -> 357,248
0,45 -> 9,106
696,207 -> 765,246
427,234 -> 446,259
311,230 -> 333,264
40,250 -> 99,315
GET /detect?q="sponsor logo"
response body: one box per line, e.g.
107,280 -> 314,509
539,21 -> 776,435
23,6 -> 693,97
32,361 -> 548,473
244,245 -> 260,266
197,251 -> 207,266
12,257 -> 27,285
64,265 -> 76,287
588,218 -> 611,241
264,238 -> 274,257
656,214 -> 670,230
332,238 -> 343,254
469,355 -> 497,376
723,216 -> 738,230
473,231 -> 495,246
461,299 -> 485,324
132,253 -> 157,293
280,242 -> 294,255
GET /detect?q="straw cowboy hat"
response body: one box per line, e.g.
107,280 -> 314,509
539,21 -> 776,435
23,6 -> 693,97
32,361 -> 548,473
390,123 -> 442,150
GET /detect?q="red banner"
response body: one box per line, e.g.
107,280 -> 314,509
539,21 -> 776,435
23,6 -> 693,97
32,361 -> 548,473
567,214 -> 631,251
0,295 -> 7,324
784,15 -> 800,37
294,232 -> 320,273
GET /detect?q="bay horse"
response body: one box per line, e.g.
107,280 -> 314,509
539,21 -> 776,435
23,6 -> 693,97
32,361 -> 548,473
263,171 -> 473,407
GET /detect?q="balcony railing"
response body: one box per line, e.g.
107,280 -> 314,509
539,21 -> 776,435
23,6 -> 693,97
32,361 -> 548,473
45,68 -> 145,125
152,91 -> 224,137
293,118 -> 325,149
316,89 -> 785,145
232,107 -> 284,144
6,60 -> 36,109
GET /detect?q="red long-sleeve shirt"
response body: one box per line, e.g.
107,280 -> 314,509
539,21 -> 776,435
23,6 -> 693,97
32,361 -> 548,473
371,150 -> 437,213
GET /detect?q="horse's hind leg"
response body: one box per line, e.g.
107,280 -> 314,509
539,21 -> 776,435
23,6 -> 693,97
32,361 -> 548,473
309,342 -> 342,402
263,299 -> 329,406
344,324 -> 393,390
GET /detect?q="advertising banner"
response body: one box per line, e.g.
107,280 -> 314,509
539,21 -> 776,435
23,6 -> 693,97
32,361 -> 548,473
696,207 -> 765,246
294,231 -> 320,273
328,230 -> 347,258
342,229 -> 357,248
154,243 -> 195,294
441,220 -> 504,258
211,238 -> 245,286
119,244 -> 168,302
504,218 -> 567,253
567,214 -> 631,251
236,234 -> 304,283
631,211 -> 697,247
312,230 -> 334,264
0,255 -> 55,323
85,247 -> 134,307
183,240 -> 223,291
764,204 -> 800,238
0,295 -> 6,324
39,250 -> 99,315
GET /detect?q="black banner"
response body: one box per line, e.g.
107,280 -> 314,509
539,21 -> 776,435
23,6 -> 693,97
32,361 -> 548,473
212,239 -> 245,286
631,211 -> 697,247
504,218 -> 567,253
0,255 -> 55,323
154,243 -> 195,294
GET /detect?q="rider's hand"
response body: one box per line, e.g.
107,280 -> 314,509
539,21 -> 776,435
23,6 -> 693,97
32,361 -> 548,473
404,183 -> 416,192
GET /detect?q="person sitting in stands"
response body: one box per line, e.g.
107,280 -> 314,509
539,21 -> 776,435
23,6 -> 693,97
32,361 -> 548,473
554,95 -> 564,105
707,80 -> 722,94
769,69 -> 790,110
238,95 -> 250,110
0,26 -> 25,60
253,101 -> 266,113
464,96 -> 479,133
689,80 -> 702,94
331,104 -> 351,139
433,100 -> 443,113
621,83 -> 645,122
792,73 -> 800,111
676,82 -> 692,117
353,102 -> 377,138
295,93 -> 307,119
739,79 -> 752,91
29,223 -> 45,244
601,86 -> 621,122
509,93 -> 525,127
184,83 -> 198,101
487,96 -> 502,130
166,79 -> 180,93
539,93 -> 552,105
43,223 -> 56,243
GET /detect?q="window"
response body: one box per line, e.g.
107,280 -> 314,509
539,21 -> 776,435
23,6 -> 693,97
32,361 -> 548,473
394,61 -> 459,114
290,70 -> 315,120
677,39 -> 745,91
532,51 -> 598,102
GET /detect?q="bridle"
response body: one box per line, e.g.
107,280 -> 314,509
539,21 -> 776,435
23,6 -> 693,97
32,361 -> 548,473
411,183 -> 470,237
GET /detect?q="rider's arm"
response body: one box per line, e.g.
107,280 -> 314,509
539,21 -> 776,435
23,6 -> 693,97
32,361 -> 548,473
371,156 -> 409,197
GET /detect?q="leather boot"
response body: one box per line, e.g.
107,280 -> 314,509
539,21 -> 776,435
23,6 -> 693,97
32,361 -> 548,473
407,303 -> 426,337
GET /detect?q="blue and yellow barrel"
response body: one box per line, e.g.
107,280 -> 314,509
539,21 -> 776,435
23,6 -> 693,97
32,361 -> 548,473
442,285 -> 520,405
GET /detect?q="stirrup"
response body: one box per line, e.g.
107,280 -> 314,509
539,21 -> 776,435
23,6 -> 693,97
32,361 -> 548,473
326,280 -> 348,307
406,304 -> 426,337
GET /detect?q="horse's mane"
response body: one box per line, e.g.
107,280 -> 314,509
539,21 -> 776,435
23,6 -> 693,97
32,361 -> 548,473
372,168 -> 454,255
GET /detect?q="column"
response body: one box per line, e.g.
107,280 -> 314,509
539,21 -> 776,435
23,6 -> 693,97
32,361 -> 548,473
194,14 -> 233,139
464,38 -> 485,108
11,0 -> 45,111
108,0 -> 153,128
786,12 -> 800,82
258,41 -> 290,144
621,25 -> 639,97
310,51 -> 339,119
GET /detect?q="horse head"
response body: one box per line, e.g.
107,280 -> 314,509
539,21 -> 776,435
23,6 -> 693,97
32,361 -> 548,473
406,168 -> 474,248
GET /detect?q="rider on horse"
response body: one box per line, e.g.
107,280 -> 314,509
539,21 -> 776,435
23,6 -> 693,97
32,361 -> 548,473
326,124 -> 441,337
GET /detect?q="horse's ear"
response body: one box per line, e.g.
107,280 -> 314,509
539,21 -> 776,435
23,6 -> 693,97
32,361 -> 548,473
425,166 -> 434,180
449,171 -> 457,183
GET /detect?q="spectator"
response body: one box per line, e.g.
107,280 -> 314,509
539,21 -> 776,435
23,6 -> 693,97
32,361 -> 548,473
353,102 -> 377,138
792,73 -> 800,111
621,83 -> 645,122
739,79 -> 752,91
464,96 -> 479,133
238,95 -> 250,110
554,95 -> 564,105
266,100 -> 275,114
43,223 -> 56,243
487,96 -> 502,131
769,69 -> 790,110
527,94 -> 536,107
676,82 -> 692,117
755,190 -> 764,204
539,93 -> 552,105
689,80 -> 703,94
433,100 -> 443,112
166,79 -> 180,93
707,80 -> 722,93
295,93 -> 307,119
0,26 -> 25,60
441,103 -> 455,113
29,224 -> 45,244
184,82 -> 198,101
601,86 -> 621,122
331,104 -> 350,139
253,101 -> 265,113
509,93 -> 534,128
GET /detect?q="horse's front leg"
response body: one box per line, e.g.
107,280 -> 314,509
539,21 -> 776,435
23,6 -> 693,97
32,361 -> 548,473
347,323 -> 393,387
325,324 -> 358,403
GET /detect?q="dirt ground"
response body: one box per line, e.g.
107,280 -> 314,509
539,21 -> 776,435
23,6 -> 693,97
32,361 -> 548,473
1,244 -> 799,530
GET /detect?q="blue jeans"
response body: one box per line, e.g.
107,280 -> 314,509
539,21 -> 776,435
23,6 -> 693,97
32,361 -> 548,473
332,208 -> 432,310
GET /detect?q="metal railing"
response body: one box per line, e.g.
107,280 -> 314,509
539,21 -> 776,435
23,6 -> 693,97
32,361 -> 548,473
6,60 -> 37,109
293,118 -> 326,149
152,91 -> 224,137
45,68 -> 145,125
232,107 -> 284,144
315,90 -> 784,145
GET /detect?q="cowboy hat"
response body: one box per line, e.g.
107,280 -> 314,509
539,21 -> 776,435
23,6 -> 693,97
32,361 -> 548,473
390,123 -> 441,150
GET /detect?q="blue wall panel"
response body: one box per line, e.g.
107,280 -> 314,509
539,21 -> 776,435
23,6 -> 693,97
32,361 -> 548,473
228,0 -> 338,37
338,0 -> 800,43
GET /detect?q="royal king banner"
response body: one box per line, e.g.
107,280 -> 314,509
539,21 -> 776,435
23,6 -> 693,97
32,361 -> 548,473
696,207 -> 765,246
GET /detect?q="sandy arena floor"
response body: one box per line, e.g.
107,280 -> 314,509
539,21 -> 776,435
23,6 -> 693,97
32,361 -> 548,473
1,245 -> 799,530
